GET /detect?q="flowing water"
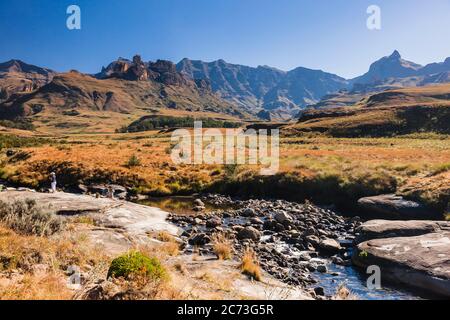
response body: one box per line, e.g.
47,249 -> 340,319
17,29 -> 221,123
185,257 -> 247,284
138,196 -> 427,300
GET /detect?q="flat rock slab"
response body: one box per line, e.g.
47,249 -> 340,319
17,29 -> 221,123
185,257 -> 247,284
356,219 -> 450,243
0,191 -> 180,253
357,194 -> 438,220
353,232 -> 450,297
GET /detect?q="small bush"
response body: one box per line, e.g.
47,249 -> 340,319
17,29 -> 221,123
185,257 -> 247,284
212,233 -> 233,260
0,199 -> 64,236
107,251 -> 167,280
125,154 -> 141,167
240,247 -> 261,281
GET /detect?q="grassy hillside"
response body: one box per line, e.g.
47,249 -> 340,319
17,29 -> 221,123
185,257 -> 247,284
0,71 -> 249,134
288,84 -> 450,137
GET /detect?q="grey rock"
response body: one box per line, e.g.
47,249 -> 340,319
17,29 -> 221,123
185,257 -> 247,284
355,219 -> 450,243
274,211 -> 293,224
237,226 -> 261,241
206,216 -> 222,228
318,238 -> 343,254
357,194 -> 438,219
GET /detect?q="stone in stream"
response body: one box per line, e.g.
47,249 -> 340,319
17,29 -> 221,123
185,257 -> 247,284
205,216 -> 222,228
318,238 -> 343,255
313,287 -> 325,296
250,217 -> 264,225
316,265 -> 328,273
188,233 -> 211,246
242,208 -> 257,217
357,194 -> 438,219
274,211 -> 293,224
353,231 -> 450,297
237,226 -> 261,241
355,219 -> 450,244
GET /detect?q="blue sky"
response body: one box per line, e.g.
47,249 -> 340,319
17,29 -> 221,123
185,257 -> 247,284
0,0 -> 449,78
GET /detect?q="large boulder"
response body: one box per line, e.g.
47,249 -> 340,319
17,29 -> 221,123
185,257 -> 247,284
357,194 -> 438,219
355,219 -> 450,243
353,232 -> 450,297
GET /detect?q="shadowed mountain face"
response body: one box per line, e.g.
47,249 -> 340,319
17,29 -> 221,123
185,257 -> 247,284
177,58 -> 349,120
0,60 -> 55,103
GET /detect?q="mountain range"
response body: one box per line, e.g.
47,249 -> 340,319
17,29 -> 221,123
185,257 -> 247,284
0,50 -> 449,131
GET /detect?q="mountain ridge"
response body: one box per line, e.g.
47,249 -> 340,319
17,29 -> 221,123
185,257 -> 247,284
0,51 -> 449,126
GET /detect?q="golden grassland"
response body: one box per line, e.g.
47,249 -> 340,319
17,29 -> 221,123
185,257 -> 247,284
0,130 -> 449,213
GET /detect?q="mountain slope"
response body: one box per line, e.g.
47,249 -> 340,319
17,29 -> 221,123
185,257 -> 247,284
350,51 -> 422,85
177,58 -> 349,120
0,57 -> 248,133
350,51 -> 450,87
0,60 -> 55,102
287,83 -> 450,137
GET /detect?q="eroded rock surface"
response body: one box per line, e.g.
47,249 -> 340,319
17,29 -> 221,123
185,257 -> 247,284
353,231 -> 450,297
355,219 -> 450,244
357,194 -> 437,219
0,191 -> 180,253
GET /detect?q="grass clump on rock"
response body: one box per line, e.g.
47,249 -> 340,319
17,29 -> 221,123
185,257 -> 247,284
107,251 -> 167,281
240,247 -> 261,281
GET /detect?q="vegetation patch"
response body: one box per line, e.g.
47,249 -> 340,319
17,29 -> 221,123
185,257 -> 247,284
119,115 -> 242,133
0,199 -> 64,236
107,251 -> 167,280
240,247 -> 261,281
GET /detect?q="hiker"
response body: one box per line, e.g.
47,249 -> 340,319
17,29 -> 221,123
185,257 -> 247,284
107,185 -> 114,199
50,172 -> 57,193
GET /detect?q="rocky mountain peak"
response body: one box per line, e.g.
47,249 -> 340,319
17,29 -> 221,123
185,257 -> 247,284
389,50 -> 401,60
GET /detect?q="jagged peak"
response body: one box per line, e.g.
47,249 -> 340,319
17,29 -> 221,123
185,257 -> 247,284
389,50 -> 401,59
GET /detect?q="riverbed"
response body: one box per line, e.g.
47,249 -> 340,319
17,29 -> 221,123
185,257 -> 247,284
138,195 -> 426,300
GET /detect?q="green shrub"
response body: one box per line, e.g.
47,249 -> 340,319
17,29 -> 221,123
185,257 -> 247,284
0,199 -> 64,236
125,154 -> 141,167
107,251 -> 167,280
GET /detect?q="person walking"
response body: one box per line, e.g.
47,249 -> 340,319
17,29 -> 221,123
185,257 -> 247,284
50,172 -> 57,193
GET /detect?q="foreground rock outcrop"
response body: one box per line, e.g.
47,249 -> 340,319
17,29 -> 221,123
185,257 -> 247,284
0,191 -> 180,253
353,219 -> 450,297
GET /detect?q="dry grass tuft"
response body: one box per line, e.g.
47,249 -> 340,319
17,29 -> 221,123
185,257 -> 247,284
157,230 -> 175,243
211,233 -> 233,260
240,247 -> 261,281
161,242 -> 180,257
0,273 -> 72,300
0,199 -> 64,236
332,283 -> 358,300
